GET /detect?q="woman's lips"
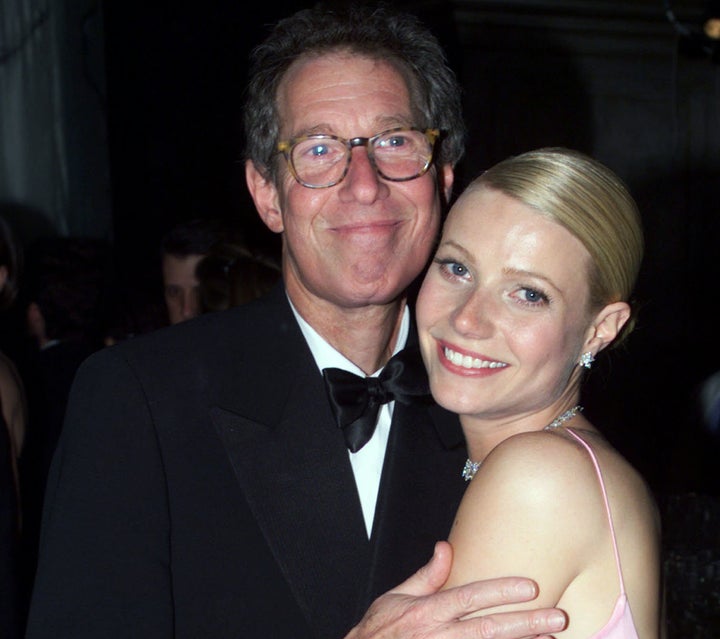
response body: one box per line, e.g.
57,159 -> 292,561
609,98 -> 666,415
437,341 -> 508,375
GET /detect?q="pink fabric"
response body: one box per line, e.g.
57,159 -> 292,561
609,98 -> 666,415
587,594 -> 639,639
565,429 -> 640,639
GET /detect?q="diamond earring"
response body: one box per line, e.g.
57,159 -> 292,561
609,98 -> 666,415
579,352 -> 595,369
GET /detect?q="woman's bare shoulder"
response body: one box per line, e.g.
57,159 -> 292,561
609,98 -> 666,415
0,351 -> 24,401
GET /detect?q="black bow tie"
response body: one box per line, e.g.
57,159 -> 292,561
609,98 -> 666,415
322,346 -> 431,453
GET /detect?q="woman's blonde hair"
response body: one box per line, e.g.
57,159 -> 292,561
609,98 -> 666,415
467,147 -> 644,346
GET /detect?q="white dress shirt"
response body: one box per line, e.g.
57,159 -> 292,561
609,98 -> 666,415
290,299 -> 410,537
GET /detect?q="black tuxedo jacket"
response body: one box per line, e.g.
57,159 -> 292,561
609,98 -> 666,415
26,285 -> 467,639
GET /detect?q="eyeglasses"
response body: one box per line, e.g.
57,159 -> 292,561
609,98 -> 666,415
276,127 -> 439,189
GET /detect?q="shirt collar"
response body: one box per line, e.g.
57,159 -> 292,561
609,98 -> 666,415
288,294 -> 410,377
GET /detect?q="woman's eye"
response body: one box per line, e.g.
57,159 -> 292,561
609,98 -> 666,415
518,287 -> 549,305
435,258 -> 469,279
450,263 -> 467,277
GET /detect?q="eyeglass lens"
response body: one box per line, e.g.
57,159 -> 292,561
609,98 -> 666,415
289,129 -> 433,187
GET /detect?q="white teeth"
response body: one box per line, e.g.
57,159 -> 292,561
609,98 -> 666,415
444,347 -> 507,370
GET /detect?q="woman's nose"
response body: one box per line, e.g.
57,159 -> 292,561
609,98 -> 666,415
450,289 -> 495,338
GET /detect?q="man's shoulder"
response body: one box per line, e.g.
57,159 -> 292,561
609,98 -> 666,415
120,289 -> 293,357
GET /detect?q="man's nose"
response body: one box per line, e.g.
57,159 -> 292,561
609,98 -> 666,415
339,146 -> 389,202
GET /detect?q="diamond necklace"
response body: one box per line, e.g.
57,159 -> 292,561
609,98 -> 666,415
461,405 -> 584,481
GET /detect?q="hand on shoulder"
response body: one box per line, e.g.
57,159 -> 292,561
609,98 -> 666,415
345,541 -> 567,639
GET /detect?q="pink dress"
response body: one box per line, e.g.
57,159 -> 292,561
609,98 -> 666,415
565,428 -> 641,639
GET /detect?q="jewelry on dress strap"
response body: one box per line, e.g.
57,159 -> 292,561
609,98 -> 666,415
461,405 -> 583,481
461,459 -> 482,482
544,404 -> 583,430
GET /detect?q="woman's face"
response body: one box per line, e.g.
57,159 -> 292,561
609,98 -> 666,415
417,187 -> 597,422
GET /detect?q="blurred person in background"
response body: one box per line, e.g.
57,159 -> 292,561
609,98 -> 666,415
160,218 -> 229,324
18,236 -> 108,607
0,215 -> 25,639
196,236 -> 281,312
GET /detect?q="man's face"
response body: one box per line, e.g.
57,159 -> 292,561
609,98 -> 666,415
248,52 -> 453,313
162,253 -> 204,324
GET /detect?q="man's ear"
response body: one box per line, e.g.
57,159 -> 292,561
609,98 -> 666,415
0,265 -> 8,292
246,160 -> 284,233
438,164 -> 454,207
26,302 -> 46,343
583,301 -> 631,355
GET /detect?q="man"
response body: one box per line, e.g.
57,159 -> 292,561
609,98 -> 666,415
160,218 -> 227,324
26,5 -> 566,638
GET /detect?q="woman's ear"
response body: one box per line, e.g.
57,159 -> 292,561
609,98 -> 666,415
246,160 -> 284,233
583,301 -> 632,355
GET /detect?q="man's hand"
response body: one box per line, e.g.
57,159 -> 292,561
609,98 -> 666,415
345,541 -> 567,639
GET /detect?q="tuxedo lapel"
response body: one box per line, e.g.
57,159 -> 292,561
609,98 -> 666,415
365,382 -> 468,604
209,292 -> 467,635
210,292 -> 373,639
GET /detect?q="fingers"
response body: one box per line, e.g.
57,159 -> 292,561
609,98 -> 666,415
347,543 -> 567,639
429,578 -> 567,637
348,569 -> 567,639
393,557 -> 545,618
445,576 -> 540,614
460,608 -> 568,639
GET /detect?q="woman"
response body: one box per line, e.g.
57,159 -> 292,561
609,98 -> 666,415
0,215 -> 24,638
416,148 -> 662,638
0,216 -> 26,464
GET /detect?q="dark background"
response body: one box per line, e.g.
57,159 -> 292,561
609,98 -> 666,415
100,0 -> 720,498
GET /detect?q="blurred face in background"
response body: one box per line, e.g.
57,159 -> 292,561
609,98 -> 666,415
162,253 -> 204,324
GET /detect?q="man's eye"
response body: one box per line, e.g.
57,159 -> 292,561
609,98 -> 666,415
383,135 -> 407,148
308,144 -> 330,157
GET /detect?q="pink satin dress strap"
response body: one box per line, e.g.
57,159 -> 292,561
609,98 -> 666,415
565,428 -> 641,639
